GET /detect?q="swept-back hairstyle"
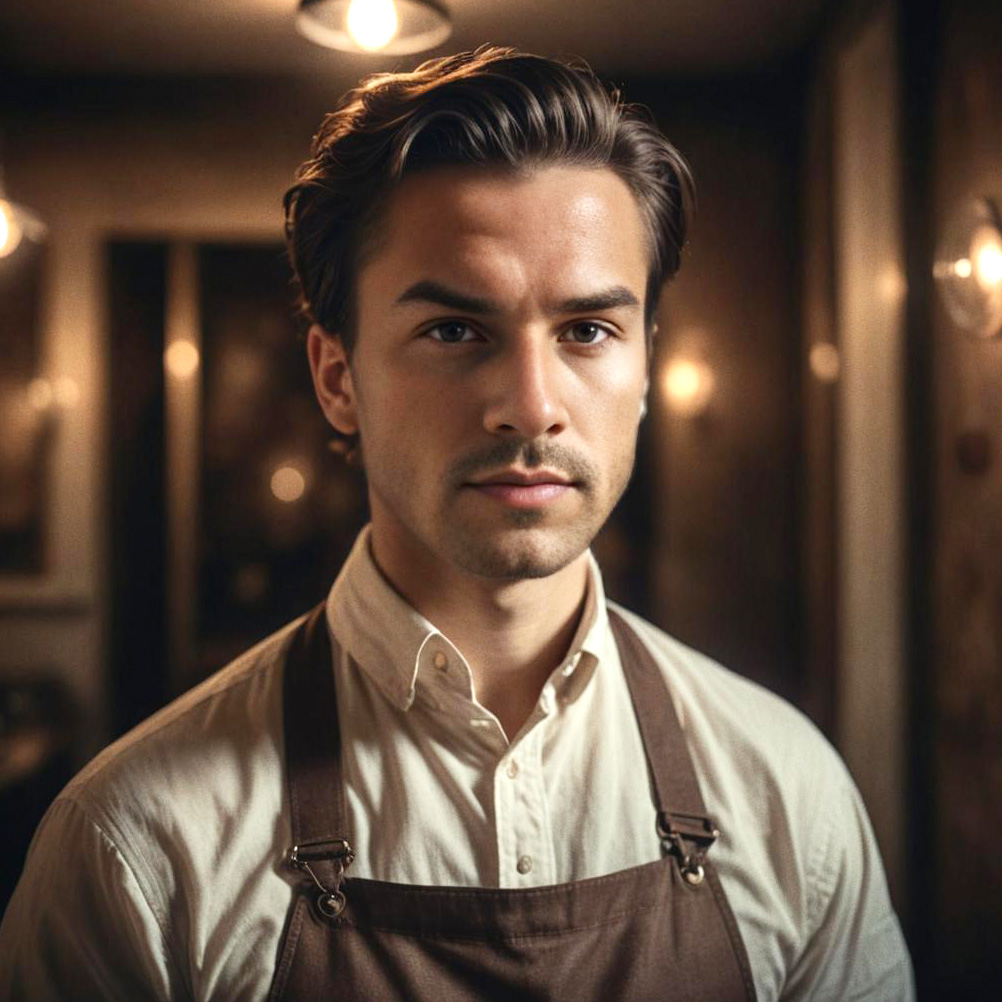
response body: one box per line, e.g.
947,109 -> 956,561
284,45 -> 694,354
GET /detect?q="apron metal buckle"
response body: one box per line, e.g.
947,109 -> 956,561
288,837 -> 355,920
656,811 -> 719,886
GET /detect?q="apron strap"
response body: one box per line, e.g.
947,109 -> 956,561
282,603 -> 353,913
607,607 -> 720,879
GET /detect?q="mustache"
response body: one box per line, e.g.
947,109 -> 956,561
448,439 -> 598,493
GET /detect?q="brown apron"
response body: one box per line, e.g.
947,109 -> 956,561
268,604 -> 757,1001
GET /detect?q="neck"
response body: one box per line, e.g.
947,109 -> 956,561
369,530 -> 591,740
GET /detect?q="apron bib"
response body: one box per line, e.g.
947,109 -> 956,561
268,604 -> 756,1001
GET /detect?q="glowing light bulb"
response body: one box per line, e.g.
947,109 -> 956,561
0,201 -> 23,258
661,358 -> 715,417
271,465 -> 307,503
954,257 -> 972,279
346,0 -> 399,51
165,340 -> 200,379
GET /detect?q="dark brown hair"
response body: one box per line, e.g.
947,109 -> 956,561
284,45 -> 694,354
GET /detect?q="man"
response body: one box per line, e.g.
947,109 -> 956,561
0,48 -> 912,1000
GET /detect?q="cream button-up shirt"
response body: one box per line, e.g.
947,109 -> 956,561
0,528 -> 914,1001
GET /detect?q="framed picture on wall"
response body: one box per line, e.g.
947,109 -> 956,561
0,236 -> 50,580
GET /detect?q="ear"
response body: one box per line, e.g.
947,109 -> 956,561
307,324 -> 358,436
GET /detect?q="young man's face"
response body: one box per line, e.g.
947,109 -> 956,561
311,163 -> 650,585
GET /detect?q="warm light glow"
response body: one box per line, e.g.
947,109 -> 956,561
661,358 -> 715,417
165,340 -> 200,379
974,237 -> 1002,289
53,377 -> 81,408
878,264 -> 906,305
346,0 -> 399,50
809,342 -> 840,383
271,465 -> 307,503
933,197 -> 1002,338
233,563 -> 269,605
27,378 -> 53,411
0,201 -> 23,258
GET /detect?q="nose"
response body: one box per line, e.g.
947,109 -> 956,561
482,336 -> 569,439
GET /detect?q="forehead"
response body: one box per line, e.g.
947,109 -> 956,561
358,164 -> 650,306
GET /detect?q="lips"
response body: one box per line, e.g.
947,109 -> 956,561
471,469 -> 574,487
465,469 -> 576,508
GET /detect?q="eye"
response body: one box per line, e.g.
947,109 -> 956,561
561,321 -> 612,345
425,321 -> 480,344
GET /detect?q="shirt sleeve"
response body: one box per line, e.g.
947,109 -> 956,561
781,776 -> 915,1002
0,796 -> 181,1002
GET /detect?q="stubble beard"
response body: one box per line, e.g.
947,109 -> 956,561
437,438 -> 633,582
441,504 -> 594,581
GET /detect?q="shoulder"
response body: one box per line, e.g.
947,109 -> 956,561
607,606 -> 849,916
608,602 -> 846,792
4,617 -> 309,1000
52,615 -> 305,917
68,615 -> 303,817
609,604 -> 913,999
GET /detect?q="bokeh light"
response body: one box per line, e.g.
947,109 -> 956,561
661,357 -> 716,417
271,464 -> 308,503
165,340 -> 200,379
809,342 -> 841,383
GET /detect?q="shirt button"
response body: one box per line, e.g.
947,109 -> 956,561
433,652 -> 448,671
516,855 -> 533,875
506,759 -> 519,779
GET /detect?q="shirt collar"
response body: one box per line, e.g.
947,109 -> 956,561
327,525 -> 609,712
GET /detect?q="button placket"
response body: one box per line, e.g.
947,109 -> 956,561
527,725 -> 557,880
505,728 -> 551,885
494,750 -> 517,886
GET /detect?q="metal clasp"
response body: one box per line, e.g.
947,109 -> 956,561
656,811 -> 719,886
287,837 -> 355,919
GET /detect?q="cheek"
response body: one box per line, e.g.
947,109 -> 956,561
587,387 -> 644,475
582,369 -> 645,427
356,378 -> 461,474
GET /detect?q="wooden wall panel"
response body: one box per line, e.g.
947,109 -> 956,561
637,78 -> 804,706
928,0 -> 1002,991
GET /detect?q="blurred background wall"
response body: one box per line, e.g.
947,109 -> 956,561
0,0 -> 1000,995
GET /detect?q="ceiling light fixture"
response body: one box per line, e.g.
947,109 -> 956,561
296,0 -> 451,56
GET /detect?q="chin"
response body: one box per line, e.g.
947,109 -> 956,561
445,526 -> 594,582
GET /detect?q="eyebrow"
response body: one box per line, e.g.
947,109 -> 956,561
394,280 -> 641,315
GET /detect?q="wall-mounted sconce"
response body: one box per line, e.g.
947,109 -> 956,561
660,356 -> 716,418
296,0 -> 451,55
933,196 -> 1002,339
0,145 -> 48,258
0,198 -> 47,260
